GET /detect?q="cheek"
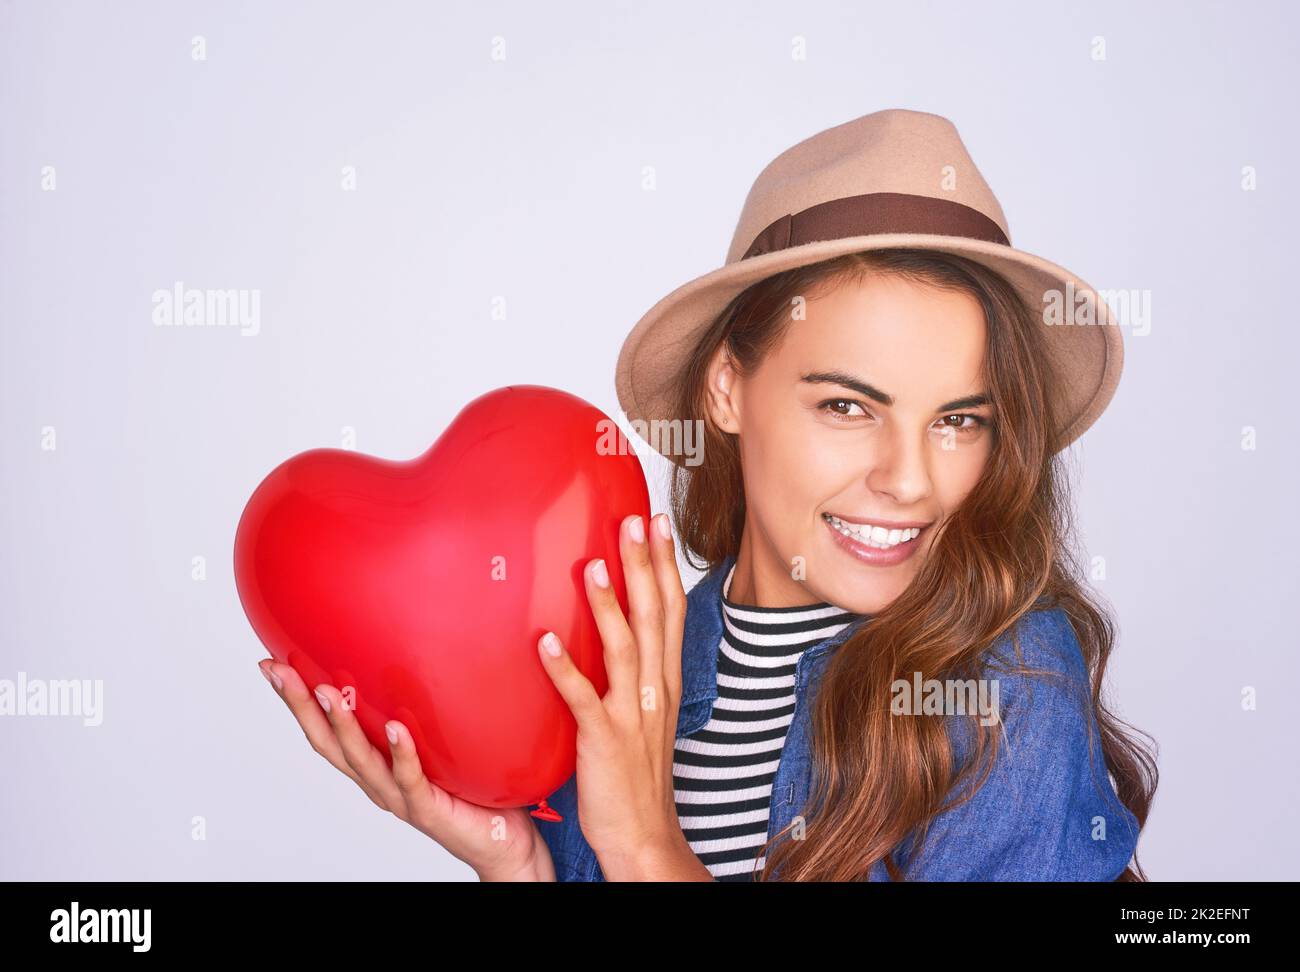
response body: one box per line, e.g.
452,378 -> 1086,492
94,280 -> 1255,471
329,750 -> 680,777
739,415 -> 835,529
742,403 -> 823,478
934,445 -> 990,507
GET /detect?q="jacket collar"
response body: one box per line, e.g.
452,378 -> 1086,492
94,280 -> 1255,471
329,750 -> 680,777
678,552 -> 735,711
676,552 -> 866,735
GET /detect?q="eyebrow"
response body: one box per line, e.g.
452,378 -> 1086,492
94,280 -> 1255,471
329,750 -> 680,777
800,370 -> 993,413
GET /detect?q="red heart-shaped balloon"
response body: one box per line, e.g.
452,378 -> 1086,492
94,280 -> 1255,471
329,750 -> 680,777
234,385 -> 650,817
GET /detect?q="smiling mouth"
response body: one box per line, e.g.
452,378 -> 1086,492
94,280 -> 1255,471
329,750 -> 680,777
822,513 -> 925,550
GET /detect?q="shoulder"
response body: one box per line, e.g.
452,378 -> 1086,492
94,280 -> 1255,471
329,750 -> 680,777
898,605 -> 1140,880
974,606 -> 1095,736
986,605 -> 1088,684
969,606 -> 1094,765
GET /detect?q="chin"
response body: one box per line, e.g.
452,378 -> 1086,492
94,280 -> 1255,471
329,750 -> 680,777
835,587 -> 899,617
815,547 -> 918,615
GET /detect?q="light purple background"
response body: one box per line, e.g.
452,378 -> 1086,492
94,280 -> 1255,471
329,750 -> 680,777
2,0 -> 1296,880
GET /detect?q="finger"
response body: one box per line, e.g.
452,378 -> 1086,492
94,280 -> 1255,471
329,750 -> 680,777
649,513 -> 687,705
385,720 -> 452,834
537,631 -> 608,732
584,556 -> 639,717
261,661 -> 390,811
619,514 -> 667,701
313,683 -> 408,816
648,513 -> 687,774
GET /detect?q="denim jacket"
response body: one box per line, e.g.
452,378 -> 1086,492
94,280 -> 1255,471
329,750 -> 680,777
536,553 -> 1141,881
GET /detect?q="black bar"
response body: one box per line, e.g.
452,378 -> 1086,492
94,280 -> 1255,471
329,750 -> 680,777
0,880 -> 1284,956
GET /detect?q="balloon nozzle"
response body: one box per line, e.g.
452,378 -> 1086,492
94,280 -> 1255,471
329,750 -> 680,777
529,798 -> 562,822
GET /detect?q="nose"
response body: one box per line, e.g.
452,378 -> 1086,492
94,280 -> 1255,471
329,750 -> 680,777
863,425 -> 933,507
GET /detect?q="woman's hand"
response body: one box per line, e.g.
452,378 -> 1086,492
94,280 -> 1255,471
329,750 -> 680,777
536,512 -> 713,881
258,658 -> 555,882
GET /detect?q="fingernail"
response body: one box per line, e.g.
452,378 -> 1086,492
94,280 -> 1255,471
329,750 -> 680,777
655,513 -> 672,540
627,515 -> 645,543
590,559 -> 610,588
314,688 -> 332,713
541,631 -> 563,657
385,723 -> 399,745
264,665 -> 283,691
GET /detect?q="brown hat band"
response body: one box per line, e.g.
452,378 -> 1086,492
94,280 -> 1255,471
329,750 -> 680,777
741,191 -> 1010,260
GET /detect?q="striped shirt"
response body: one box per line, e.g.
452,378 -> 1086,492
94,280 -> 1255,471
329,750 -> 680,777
672,563 -> 866,881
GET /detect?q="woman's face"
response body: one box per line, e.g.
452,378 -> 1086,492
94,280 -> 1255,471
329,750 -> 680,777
707,271 -> 995,614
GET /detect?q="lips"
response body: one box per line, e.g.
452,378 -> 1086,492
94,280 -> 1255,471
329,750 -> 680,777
822,513 -> 924,549
822,512 -> 927,567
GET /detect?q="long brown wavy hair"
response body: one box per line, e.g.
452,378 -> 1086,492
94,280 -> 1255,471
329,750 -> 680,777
668,247 -> 1157,881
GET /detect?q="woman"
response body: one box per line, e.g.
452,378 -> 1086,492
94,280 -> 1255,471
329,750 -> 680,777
258,109 -> 1157,881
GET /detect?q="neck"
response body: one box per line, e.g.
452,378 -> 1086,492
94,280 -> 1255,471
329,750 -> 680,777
727,524 -> 828,609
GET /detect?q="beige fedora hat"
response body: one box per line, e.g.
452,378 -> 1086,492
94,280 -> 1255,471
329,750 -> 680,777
614,108 -> 1123,465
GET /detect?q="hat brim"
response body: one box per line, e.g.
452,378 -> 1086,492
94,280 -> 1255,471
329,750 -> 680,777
614,233 -> 1123,466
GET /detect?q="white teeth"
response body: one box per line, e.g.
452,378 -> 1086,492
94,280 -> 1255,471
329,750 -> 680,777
824,514 -> 921,549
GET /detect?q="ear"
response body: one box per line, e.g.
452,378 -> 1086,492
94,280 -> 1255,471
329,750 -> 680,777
704,344 -> 742,433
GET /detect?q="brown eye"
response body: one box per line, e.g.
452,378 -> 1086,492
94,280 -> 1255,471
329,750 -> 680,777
818,398 -> 868,420
938,413 -> 989,433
